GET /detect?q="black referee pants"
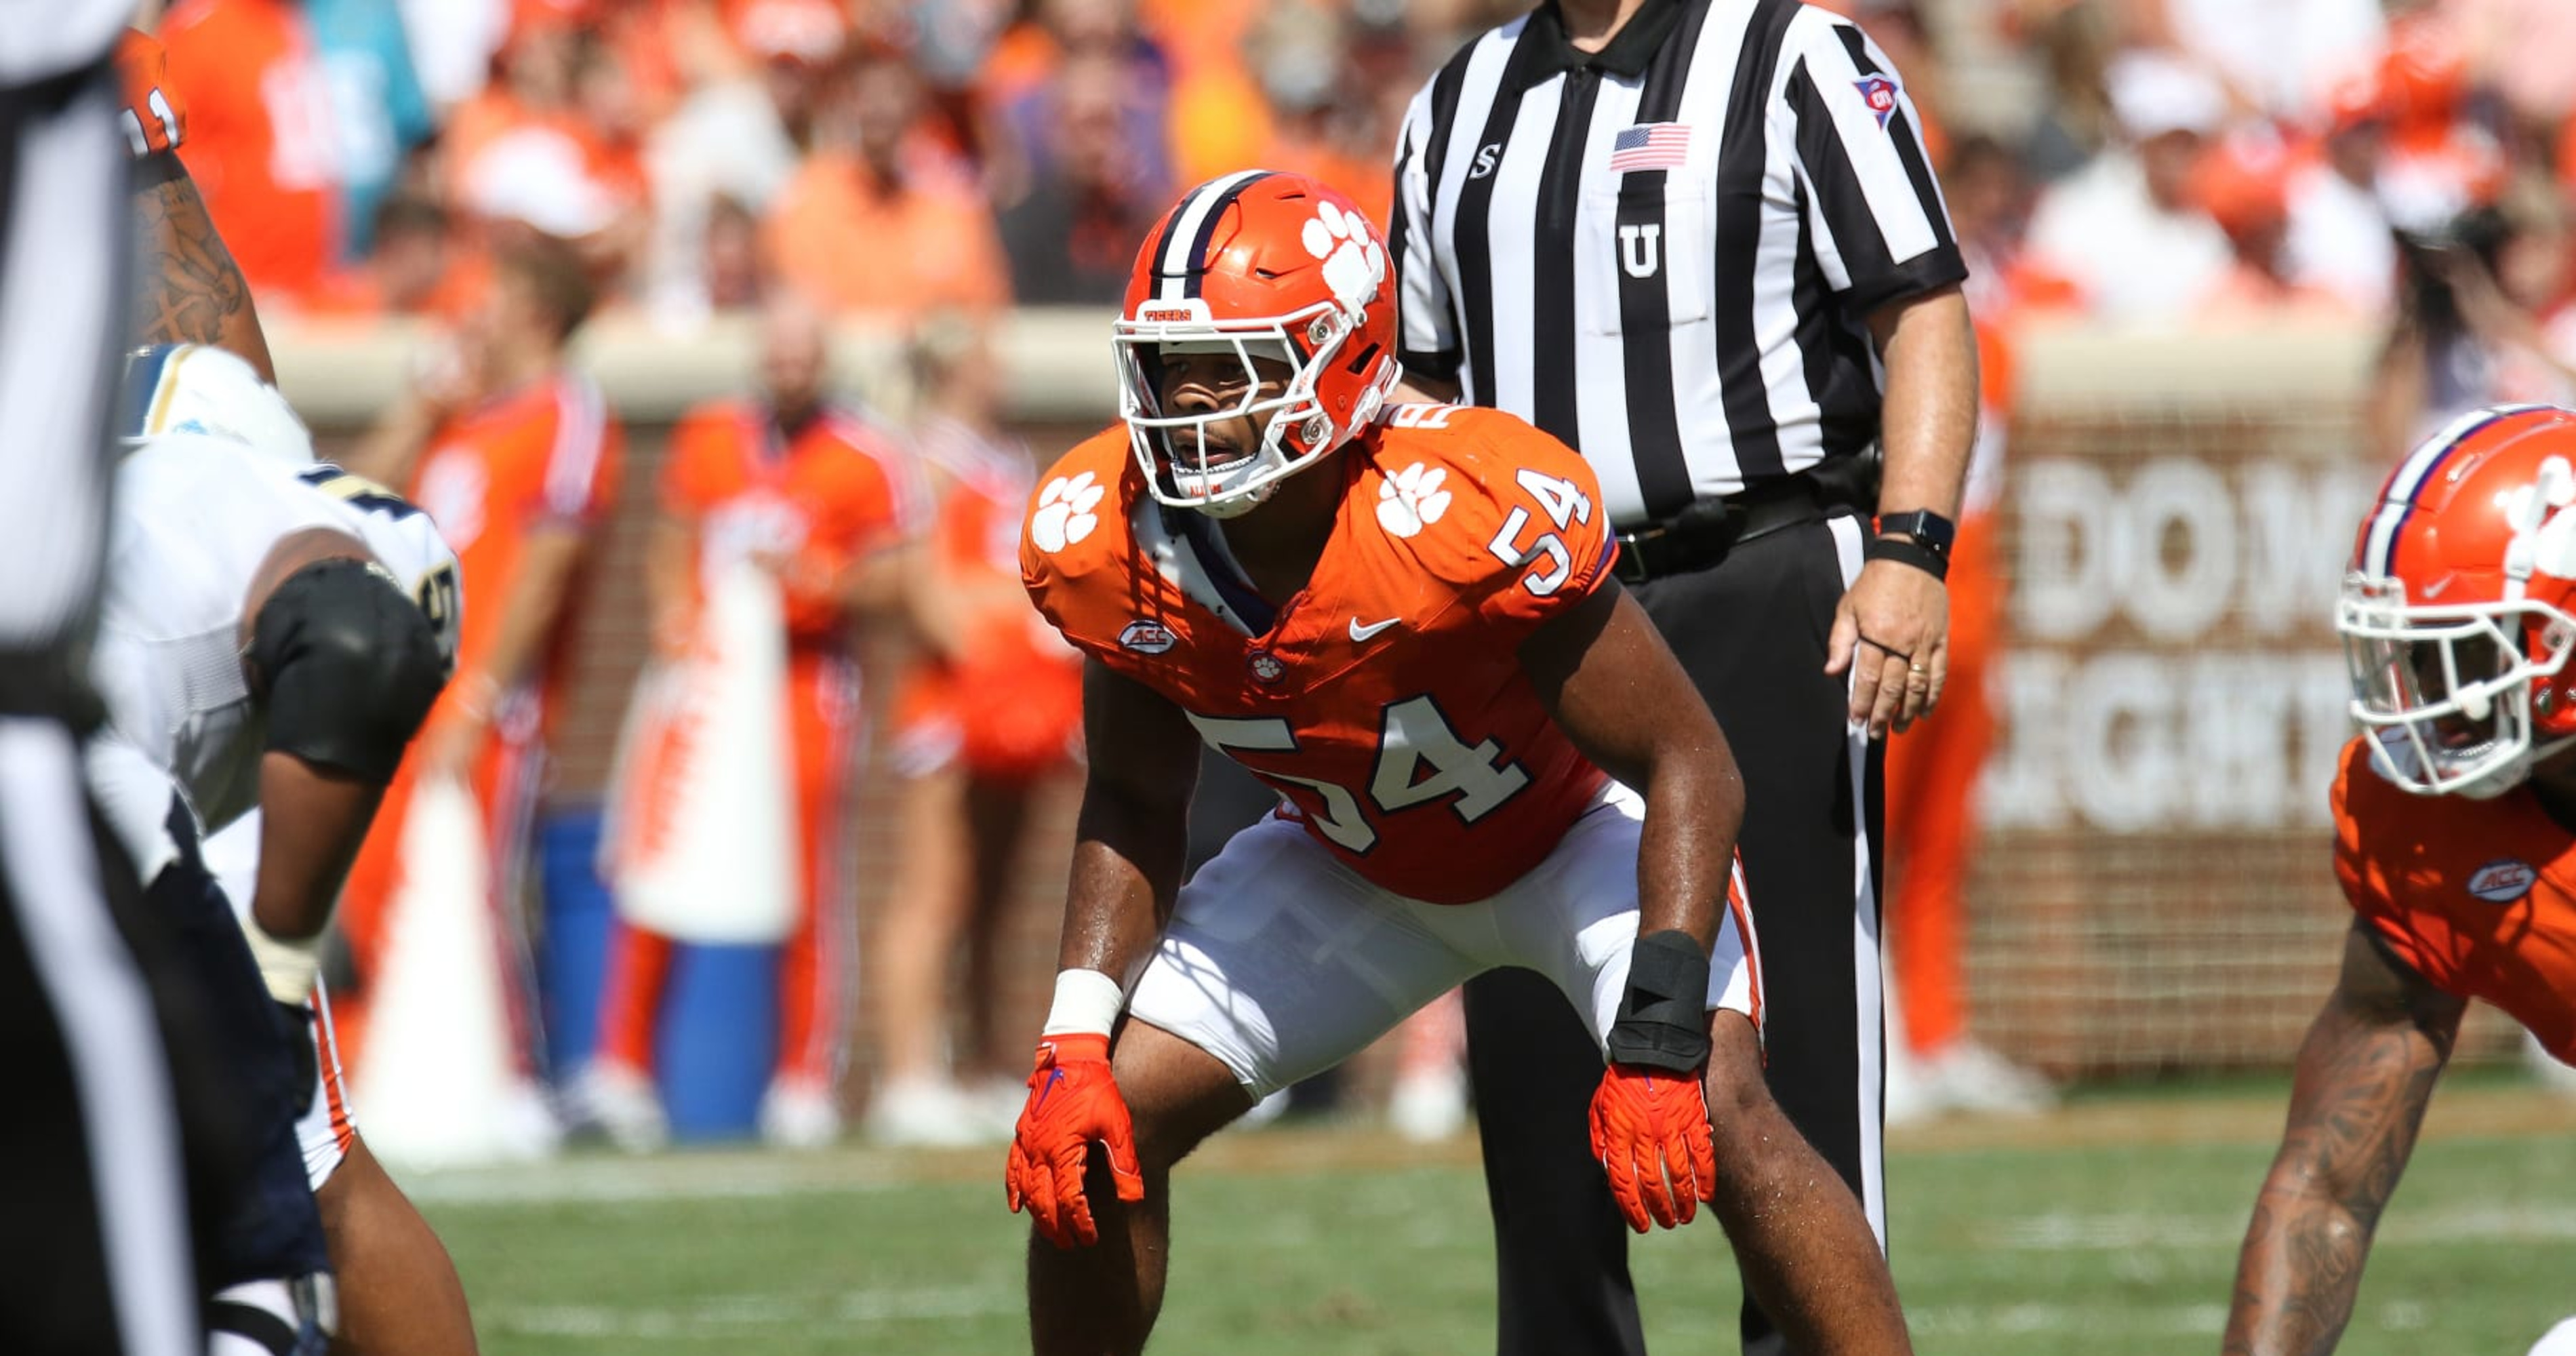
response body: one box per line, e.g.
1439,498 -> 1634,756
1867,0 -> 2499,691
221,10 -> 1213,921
1464,515 -> 1885,1356
0,722 -> 258,1356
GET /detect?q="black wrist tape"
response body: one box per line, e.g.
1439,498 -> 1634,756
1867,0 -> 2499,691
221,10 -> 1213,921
1605,929 -> 1713,1073
249,558 -> 449,782
1864,534 -> 1949,582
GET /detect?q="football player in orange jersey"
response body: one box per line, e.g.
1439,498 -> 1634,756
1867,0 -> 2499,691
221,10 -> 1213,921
341,236 -> 624,1144
868,315 -> 1085,1146
1009,171 -> 1910,1353
2228,404 -> 2576,1354
586,290 -> 921,1149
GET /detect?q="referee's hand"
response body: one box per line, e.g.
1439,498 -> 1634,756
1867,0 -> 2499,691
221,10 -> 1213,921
1825,559 -> 1948,738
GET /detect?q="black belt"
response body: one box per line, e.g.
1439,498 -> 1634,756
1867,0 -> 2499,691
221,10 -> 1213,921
1611,471 -> 1864,585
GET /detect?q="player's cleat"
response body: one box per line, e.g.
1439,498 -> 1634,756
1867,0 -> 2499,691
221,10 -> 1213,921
760,1077 -> 843,1149
1388,1064 -> 1470,1142
864,1075 -> 997,1148
497,1079 -> 567,1161
1916,1039 -> 2056,1117
571,1060 -> 668,1153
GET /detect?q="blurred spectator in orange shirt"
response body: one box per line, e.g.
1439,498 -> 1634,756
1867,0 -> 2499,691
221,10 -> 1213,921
2024,49 -> 2234,322
869,313 -> 1081,1146
161,0 -> 344,304
995,49 -> 1167,306
639,0 -> 815,323
2141,0 -> 2383,126
2194,133 -> 2360,324
2368,8 -> 2507,237
984,0 -> 1173,203
2284,71 -> 2400,313
445,1 -> 649,270
1883,132 -> 2055,1122
588,292 -> 925,1150
306,191 -> 478,319
335,237 -> 625,1127
1158,0 -> 1270,188
763,46 -> 1010,319
1185,0 -> 1411,231
899,0 -> 1018,163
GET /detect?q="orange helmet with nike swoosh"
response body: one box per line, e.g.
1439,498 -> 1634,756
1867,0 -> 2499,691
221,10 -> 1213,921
1112,170 -> 1403,519
2340,404 -> 2576,796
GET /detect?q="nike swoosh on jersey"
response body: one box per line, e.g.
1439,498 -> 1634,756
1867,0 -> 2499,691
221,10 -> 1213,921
1349,616 -> 1401,641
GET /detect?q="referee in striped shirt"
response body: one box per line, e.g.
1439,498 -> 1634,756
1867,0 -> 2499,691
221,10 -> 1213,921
1390,1 -> 1976,1351
0,15 -> 209,1351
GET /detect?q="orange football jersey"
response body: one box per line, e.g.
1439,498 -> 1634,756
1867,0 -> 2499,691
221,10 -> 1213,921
662,399 -> 921,646
407,372 -> 624,720
160,0 -> 338,299
908,426 -> 1083,776
116,29 -> 188,159
1022,405 -> 1617,905
2332,738 -> 2576,1060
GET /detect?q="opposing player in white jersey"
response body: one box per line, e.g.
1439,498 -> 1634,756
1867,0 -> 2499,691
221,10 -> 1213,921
94,343 -> 479,1356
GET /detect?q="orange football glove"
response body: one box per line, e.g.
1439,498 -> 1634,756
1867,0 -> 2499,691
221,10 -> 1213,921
1589,1062 -> 1718,1232
1005,1033 -> 1145,1248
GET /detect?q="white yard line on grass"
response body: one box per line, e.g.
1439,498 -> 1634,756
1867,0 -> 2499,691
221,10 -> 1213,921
1911,1302 -> 2229,1337
489,1285 -> 1015,1339
400,1153 -> 921,1205
1984,1204 -> 2576,1251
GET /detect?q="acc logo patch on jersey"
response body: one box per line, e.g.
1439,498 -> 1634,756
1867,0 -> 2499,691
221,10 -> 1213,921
1119,619 -> 1177,654
1854,75 -> 1901,130
2467,858 -> 2537,904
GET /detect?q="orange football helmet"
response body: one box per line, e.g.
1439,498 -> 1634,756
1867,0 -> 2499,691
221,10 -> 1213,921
1113,170 -> 1402,518
2341,404 -> 2576,797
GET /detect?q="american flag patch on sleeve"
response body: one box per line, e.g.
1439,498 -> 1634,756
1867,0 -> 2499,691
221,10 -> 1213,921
1607,123 -> 1691,173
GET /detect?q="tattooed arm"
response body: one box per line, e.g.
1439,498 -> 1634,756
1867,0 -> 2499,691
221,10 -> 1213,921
130,151 -> 273,381
2223,920 -> 2465,1355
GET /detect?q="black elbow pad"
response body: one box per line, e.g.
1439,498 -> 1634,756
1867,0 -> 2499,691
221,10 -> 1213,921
246,558 -> 449,782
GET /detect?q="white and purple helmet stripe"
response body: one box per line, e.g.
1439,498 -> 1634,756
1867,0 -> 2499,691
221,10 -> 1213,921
2361,404 -> 2552,579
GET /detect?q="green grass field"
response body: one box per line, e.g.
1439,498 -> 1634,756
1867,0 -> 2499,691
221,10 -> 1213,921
413,1078 -> 2576,1355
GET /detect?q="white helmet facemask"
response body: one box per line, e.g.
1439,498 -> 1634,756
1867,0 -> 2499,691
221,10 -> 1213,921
1112,298 -> 1358,520
2337,572 -> 2576,797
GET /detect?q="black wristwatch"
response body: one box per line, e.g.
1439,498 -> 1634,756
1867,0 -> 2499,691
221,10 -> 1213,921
1866,509 -> 1956,582
1873,509 -> 1956,557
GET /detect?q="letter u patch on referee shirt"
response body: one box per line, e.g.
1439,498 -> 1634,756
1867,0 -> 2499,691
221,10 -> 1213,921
1607,123 -> 1691,174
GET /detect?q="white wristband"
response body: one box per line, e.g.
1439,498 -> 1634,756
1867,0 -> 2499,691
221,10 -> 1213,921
243,918 -> 322,1007
1041,968 -> 1125,1037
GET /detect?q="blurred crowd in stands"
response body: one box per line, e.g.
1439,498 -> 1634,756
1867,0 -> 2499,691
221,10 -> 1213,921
163,0 -> 2576,443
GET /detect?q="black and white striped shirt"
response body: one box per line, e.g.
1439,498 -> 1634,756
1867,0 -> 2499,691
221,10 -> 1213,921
1390,0 -> 1963,527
